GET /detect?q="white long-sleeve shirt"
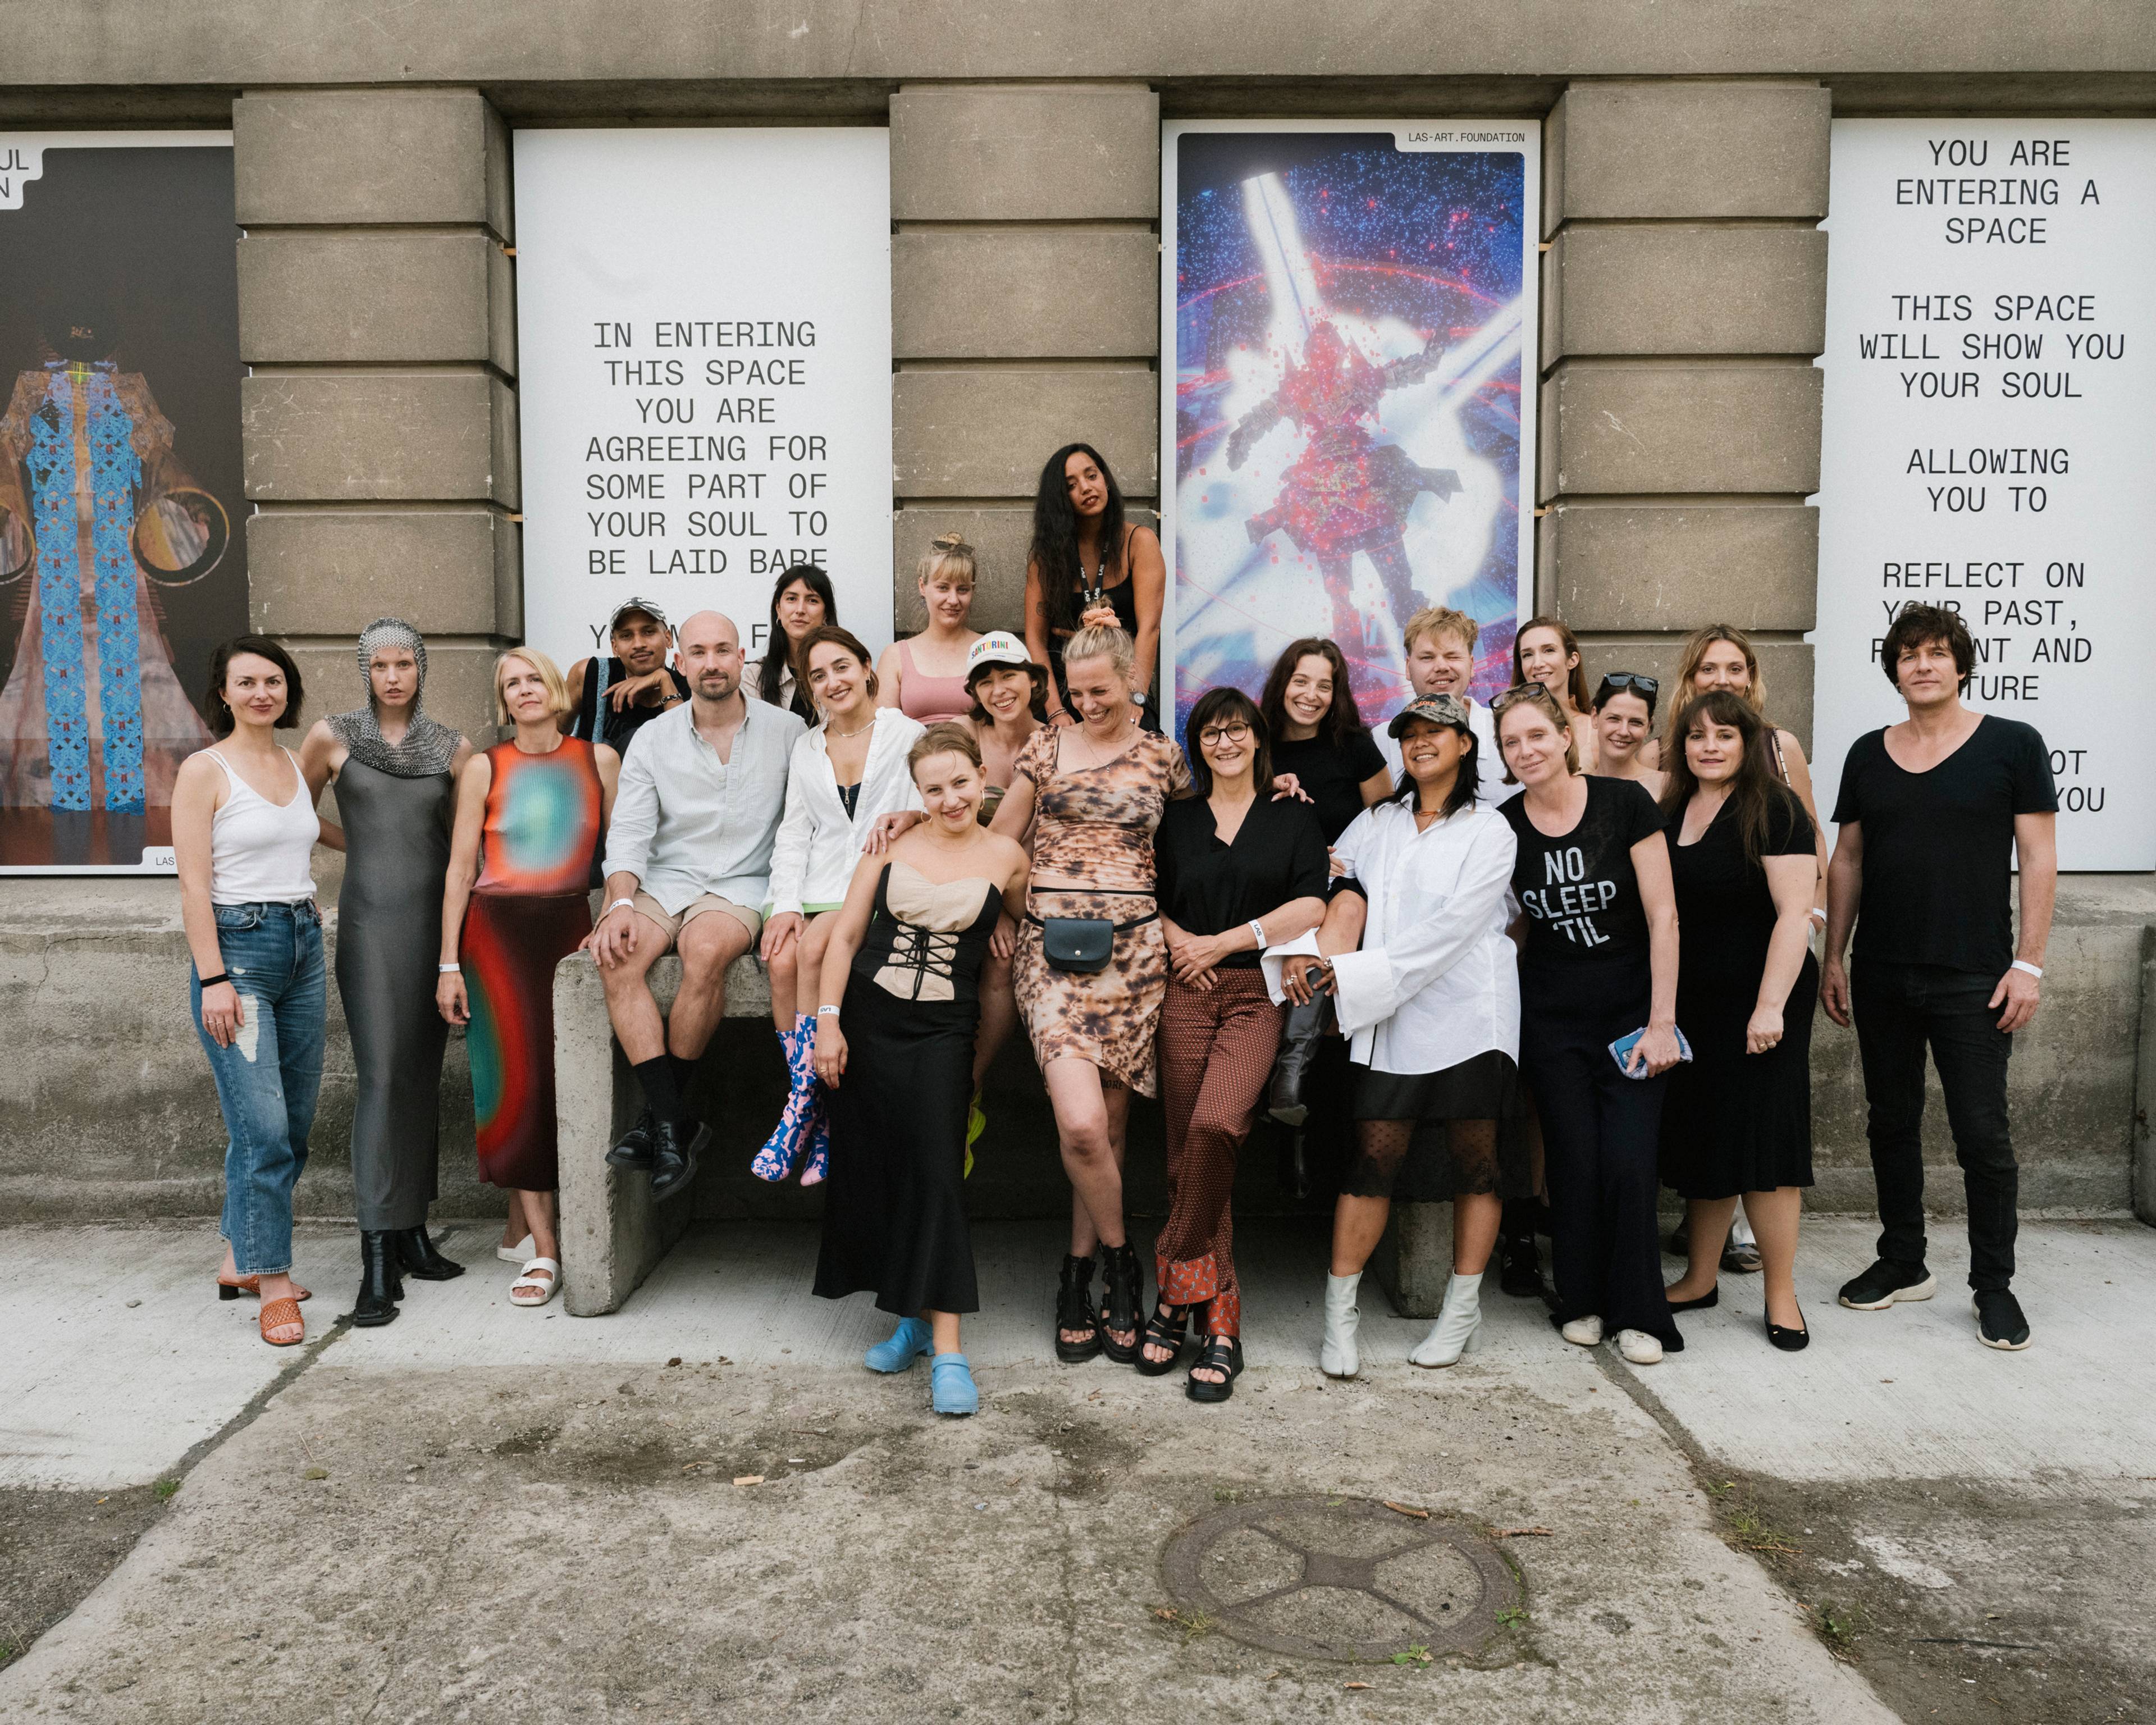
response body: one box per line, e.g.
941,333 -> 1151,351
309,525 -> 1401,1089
1304,799 -> 1521,1076
765,707 -> 926,917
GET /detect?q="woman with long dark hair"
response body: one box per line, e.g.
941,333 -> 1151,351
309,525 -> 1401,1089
1022,444 -> 1165,729
1259,637 -> 1392,845
1657,691 -> 1819,1349
1282,695 -> 1521,1376
1511,616 -> 1600,772
751,563 -> 838,722
171,637 -> 335,1347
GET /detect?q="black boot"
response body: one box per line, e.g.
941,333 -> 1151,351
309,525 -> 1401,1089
351,1230 -> 403,1328
1267,998 -> 1324,1128
648,1115 -> 710,1203
392,1225 -> 465,1281
1275,1126 -> 1311,1202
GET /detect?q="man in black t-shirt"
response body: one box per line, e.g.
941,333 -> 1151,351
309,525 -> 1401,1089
563,597 -> 691,755
1821,605 -> 2057,1351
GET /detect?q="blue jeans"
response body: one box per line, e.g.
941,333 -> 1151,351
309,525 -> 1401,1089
191,901 -> 327,1276
1852,960 -> 2017,1292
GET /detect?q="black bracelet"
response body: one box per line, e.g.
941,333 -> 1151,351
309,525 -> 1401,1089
198,971 -> 231,989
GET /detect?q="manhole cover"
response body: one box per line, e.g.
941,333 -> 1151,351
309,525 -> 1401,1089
1161,1497 -> 1519,1663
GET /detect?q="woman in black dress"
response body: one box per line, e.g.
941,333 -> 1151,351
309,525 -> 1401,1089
811,724 -> 1031,1417
1495,683 -> 1684,1365
1658,691 -> 1819,1349
1022,442 -> 1166,731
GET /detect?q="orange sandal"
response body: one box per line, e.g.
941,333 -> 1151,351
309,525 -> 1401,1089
218,1275 -> 312,1303
258,1297 -> 305,1347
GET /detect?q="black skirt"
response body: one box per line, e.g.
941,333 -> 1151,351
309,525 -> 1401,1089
1351,1050 -> 1531,1201
1659,953 -> 1819,1199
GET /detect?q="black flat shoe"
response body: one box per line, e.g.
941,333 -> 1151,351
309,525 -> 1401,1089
1097,1243 -> 1146,1366
1054,1254 -> 1102,1363
1664,1285 -> 1719,1312
1766,1308 -> 1810,1352
605,1106 -> 658,1172
648,1117 -> 709,1203
1135,1303 -> 1190,1376
392,1225 -> 465,1281
1186,1335 -> 1243,1404
349,1230 -> 403,1328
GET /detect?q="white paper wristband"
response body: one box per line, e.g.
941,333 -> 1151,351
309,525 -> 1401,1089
1248,919 -> 1269,951
606,897 -> 637,916
2011,959 -> 2043,979
438,962 -> 461,974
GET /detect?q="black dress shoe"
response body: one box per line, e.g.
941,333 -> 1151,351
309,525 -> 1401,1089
1498,1234 -> 1544,1298
350,1230 -> 403,1328
1766,1309 -> 1810,1352
648,1116 -> 709,1203
605,1107 -> 659,1172
1665,1285 -> 1719,1312
392,1225 -> 465,1280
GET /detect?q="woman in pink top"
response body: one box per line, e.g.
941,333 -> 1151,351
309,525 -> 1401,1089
878,533 -> 983,723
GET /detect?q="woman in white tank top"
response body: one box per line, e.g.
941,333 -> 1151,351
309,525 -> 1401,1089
171,637 -> 339,1349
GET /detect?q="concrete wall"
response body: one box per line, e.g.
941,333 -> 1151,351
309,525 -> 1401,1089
2,6 -> 2154,1226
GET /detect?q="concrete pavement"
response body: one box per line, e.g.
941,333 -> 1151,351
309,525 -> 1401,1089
0,1216 -> 2149,1721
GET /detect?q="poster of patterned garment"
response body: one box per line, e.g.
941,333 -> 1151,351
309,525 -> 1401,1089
1161,122 -> 1539,737
0,134 -> 244,872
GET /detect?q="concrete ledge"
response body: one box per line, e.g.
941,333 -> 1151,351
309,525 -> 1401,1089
1537,360 -> 1822,500
893,229 -> 1157,360
248,508 -> 520,640
552,952 -> 769,1317
894,366 -> 1157,499
241,371 -> 519,506
1541,226 -> 1826,360
890,86 -> 1160,222
1536,502 -> 1818,634
239,231 -> 514,371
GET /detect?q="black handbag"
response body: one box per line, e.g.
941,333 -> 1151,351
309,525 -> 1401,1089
1026,888 -> 1158,975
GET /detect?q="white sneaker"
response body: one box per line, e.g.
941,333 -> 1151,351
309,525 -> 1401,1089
1615,1328 -> 1664,1365
1409,1272 -> 1484,1368
1560,1314 -> 1604,1347
1320,1272 -> 1362,1377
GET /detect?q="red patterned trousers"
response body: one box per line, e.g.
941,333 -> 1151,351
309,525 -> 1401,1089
1155,968 -> 1283,1338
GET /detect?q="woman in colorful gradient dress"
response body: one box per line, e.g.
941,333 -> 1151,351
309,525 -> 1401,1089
437,649 -> 618,1308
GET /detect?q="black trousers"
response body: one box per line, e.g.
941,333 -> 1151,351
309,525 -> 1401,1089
1851,960 -> 2018,1292
1520,991 -> 1680,1348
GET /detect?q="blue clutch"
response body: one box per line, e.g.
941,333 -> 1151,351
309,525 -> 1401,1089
1609,1025 -> 1693,1079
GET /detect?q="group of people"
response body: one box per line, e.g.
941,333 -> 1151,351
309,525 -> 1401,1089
173,437 -> 2057,1407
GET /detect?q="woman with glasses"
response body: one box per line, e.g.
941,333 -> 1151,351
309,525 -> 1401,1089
1142,690 -> 1328,1400
1592,673 -> 1665,800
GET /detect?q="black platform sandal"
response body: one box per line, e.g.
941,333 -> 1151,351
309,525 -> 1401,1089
1186,1335 -> 1243,1404
1054,1253 -> 1103,1363
1135,1303 -> 1190,1376
1098,1243 -> 1145,1366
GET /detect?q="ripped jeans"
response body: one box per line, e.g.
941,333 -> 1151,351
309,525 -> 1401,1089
191,901 -> 326,1276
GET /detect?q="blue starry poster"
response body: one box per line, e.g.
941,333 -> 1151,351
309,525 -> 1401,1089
0,134 -> 246,873
1162,122 -> 1540,737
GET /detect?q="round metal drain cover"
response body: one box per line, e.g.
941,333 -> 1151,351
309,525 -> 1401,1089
1161,1497 -> 1519,1663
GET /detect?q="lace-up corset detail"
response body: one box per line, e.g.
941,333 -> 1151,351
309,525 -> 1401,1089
866,861 -> 1000,1003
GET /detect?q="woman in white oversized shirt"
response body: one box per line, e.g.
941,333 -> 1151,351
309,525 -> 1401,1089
1273,693 -> 1520,1376
752,626 -> 925,1184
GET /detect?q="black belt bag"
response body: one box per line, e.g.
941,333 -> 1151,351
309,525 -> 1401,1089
1026,888 -> 1157,975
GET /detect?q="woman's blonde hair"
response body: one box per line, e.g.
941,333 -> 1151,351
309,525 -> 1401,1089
493,647 -> 569,724
1492,682 -> 1580,783
1063,623 -> 1136,684
1673,623 -> 1766,714
916,530 -> 978,591
909,720 -> 984,778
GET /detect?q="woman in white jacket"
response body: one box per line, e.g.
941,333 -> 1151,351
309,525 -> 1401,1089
1275,693 -> 1520,1376
752,626 -> 925,1184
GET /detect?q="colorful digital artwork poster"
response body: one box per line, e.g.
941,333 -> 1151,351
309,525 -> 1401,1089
1162,124 -> 1539,737
0,135 -> 245,873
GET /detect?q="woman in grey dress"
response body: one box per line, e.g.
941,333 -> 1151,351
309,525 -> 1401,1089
301,619 -> 471,1327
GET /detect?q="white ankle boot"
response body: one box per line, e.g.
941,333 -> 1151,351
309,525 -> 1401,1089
1320,1272 -> 1361,1377
1409,1272 -> 1484,1368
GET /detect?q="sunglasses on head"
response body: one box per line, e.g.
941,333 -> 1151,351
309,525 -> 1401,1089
1595,672 -> 1659,709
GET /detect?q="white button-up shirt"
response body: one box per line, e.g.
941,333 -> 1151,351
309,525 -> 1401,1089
765,707 -> 928,918
602,696 -> 805,914
1281,799 -> 1520,1076
1376,698 -> 1512,809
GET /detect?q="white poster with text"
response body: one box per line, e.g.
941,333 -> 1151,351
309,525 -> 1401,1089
1813,119 -> 2156,871
514,129 -> 893,672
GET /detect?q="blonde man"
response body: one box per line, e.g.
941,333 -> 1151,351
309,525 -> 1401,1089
1378,608 -> 1505,809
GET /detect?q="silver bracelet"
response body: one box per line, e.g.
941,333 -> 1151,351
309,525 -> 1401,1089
2010,959 -> 2043,979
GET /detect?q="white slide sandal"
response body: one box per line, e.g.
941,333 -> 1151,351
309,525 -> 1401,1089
509,1257 -> 560,1307
496,1232 -> 536,1265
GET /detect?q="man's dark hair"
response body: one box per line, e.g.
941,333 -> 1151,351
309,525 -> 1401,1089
1879,604 -> 1974,689
202,636 -> 305,738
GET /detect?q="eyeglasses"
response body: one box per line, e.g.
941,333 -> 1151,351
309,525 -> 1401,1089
1198,722 -> 1253,746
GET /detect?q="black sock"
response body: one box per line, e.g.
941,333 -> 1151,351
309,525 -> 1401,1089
669,1053 -> 700,1122
634,1056 -> 679,1124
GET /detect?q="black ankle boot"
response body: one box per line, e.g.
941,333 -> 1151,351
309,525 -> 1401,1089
392,1225 -> 465,1281
351,1230 -> 403,1327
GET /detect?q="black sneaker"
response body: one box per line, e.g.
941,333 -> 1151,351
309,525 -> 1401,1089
648,1116 -> 709,1203
1837,1258 -> 1937,1311
1972,1288 -> 2031,1351
605,1107 -> 657,1171
1498,1234 -> 1545,1298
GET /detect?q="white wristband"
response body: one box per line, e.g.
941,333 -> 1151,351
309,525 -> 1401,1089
1248,919 -> 1269,951
438,962 -> 461,974
1807,907 -> 1827,925
816,1003 -> 841,1016
606,897 -> 636,916
2011,959 -> 2043,979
